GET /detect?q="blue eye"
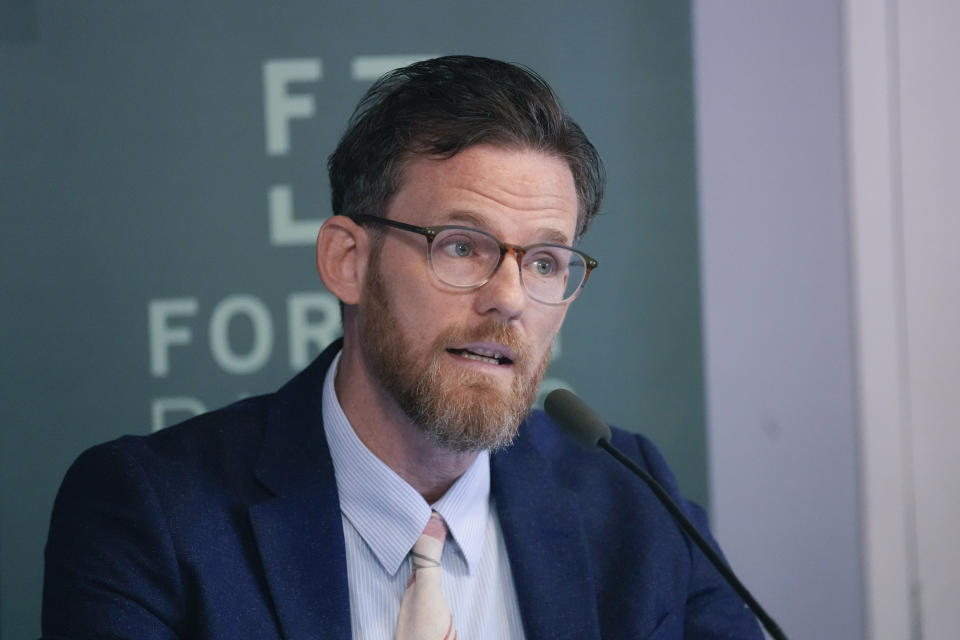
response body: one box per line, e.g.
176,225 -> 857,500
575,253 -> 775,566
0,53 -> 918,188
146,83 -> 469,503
527,248 -> 568,278
437,231 -> 483,260
453,241 -> 472,257
532,258 -> 555,275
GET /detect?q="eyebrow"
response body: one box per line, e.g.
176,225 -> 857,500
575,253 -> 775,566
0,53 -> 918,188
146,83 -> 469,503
442,211 -> 573,246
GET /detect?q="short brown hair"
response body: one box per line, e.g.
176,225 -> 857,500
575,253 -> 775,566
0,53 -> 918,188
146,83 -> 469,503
328,55 -> 604,239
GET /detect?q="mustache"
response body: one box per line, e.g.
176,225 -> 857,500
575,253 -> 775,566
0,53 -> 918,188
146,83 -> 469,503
434,320 -> 530,364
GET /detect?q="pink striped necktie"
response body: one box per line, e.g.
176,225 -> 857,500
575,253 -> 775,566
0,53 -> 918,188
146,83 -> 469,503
395,511 -> 458,640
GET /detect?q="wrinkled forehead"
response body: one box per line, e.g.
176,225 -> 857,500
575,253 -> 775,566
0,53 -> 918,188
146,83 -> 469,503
388,145 -> 579,244
393,143 -> 586,233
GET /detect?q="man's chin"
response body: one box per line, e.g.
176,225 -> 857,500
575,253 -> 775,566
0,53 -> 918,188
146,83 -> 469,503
417,411 -> 523,453
412,380 -> 534,453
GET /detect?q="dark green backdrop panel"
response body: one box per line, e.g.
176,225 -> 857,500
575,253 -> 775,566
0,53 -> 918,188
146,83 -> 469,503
0,3 -> 701,637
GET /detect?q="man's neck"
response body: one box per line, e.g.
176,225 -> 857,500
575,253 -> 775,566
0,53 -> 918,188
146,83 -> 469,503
333,343 -> 478,504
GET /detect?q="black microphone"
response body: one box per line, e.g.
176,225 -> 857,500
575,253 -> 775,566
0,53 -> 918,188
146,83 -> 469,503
544,389 -> 788,640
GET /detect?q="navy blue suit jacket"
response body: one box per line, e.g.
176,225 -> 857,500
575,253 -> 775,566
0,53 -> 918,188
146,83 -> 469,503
43,341 -> 762,639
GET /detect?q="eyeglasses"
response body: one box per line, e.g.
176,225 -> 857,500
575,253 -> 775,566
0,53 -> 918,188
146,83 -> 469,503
353,214 -> 598,305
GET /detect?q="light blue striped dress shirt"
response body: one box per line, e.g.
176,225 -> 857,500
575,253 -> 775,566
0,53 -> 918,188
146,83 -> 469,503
321,351 -> 527,639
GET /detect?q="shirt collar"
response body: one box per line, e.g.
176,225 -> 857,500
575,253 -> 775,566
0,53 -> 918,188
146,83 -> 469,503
321,350 -> 490,576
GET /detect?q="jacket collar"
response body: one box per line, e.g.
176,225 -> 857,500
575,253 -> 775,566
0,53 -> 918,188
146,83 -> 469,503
492,414 -> 601,640
249,339 -> 352,640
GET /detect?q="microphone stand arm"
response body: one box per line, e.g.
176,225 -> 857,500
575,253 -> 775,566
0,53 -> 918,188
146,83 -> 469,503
598,439 -> 788,640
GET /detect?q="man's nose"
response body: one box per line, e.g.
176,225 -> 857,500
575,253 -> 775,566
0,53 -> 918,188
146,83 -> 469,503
473,252 -> 527,320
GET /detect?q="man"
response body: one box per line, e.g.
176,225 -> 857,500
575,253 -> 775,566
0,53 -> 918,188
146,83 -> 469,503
43,56 -> 762,639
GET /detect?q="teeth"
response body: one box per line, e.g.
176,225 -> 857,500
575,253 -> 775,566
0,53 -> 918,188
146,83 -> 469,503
461,352 -> 500,364
469,347 -> 503,359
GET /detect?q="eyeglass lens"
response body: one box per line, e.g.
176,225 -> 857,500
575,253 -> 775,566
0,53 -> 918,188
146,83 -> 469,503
429,228 -> 587,303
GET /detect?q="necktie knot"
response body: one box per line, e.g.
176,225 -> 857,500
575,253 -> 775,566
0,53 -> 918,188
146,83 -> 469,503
396,511 -> 458,640
409,512 -> 447,572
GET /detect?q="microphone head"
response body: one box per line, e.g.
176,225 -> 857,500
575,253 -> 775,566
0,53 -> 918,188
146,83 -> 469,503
544,389 -> 612,451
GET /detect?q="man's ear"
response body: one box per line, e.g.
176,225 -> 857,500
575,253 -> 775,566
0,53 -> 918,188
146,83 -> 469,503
316,215 -> 369,305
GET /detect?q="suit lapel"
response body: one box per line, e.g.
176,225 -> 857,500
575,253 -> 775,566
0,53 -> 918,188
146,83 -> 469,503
249,486 -> 351,640
249,342 -> 352,640
245,343 -> 601,639
492,425 -> 601,640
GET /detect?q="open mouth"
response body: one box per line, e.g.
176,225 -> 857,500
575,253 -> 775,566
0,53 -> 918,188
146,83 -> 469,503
446,347 -> 513,366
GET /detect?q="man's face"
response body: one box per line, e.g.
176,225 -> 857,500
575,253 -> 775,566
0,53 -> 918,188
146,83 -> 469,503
357,144 -> 579,452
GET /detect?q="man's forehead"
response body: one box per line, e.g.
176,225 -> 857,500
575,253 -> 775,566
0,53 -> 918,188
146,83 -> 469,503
441,210 -> 572,246
391,145 -> 579,241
